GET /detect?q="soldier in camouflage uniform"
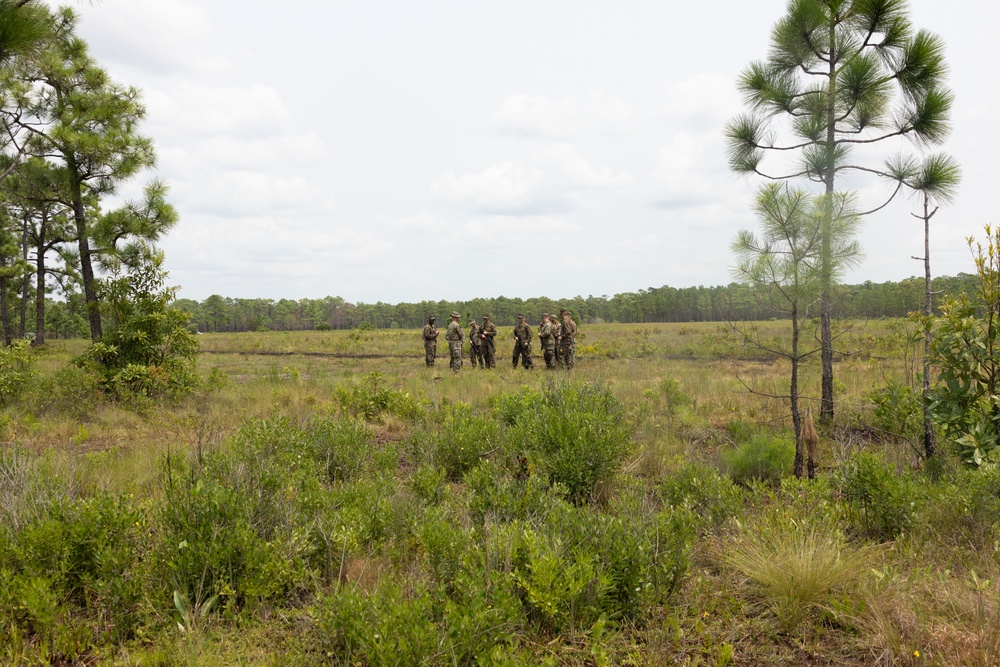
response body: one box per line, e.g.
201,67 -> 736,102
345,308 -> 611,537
445,311 -> 464,372
468,319 -> 482,368
559,309 -> 578,370
553,312 -> 564,368
479,315 -> 497,369
512,314 -> 534,369
421,315 -> 438,366
538,313 -> 556,369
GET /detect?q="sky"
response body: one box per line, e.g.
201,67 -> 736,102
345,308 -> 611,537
50,0 -> 1000,304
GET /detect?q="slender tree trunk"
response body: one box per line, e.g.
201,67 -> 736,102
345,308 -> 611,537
69,165 -> 102,341
921,193 -> 936,458
791,300 -> 804,478
34,234 -> 46,347
0,273 -> 10,346
18,211 -> 29,337
820,21 -> 838,424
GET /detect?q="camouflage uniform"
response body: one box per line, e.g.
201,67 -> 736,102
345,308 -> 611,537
512,316 -> 534,369
560,313 -> 578,370
553,317 -> 564,367
468,321 -> 483,368
538,314 -> 556,369
479,317 -> 497,369
421,318 -> 438,366
445,312 -> 464,372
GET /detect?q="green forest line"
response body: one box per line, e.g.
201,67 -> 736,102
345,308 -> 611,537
155,273 -> 980,334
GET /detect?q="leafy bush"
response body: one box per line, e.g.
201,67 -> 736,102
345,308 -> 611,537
720,434 -> 794,487
920,464 -> 1000,550
928,226 -> 1000,465
307,417 -> 374,483
514,502 -> 697,632
836,451 -> 920,541
465,458 -> 568,525
508,383 -> 632,505
0,339 -> 36,405
79,248 -> 199,399
0,493 -> 149,652
434,403 -> 501,480
869,381 -> 922,439
658,460 -> 742,528
22,364 -> 102,419
334,371 -> 424,422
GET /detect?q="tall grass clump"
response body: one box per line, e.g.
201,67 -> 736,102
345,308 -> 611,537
507,382 -> 632,505
725,515 -> 871,633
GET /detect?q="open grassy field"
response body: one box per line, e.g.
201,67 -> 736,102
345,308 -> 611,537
2,320 -> 998,666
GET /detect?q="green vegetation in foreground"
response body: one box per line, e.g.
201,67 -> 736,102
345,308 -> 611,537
2,321 -> 1000,666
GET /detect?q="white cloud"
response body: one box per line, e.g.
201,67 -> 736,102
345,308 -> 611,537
433,144 -> 632,215
455,216 -> 579,245
387,212 -> 445,232
145,83 -> 291,139
616,234 -> 661,250
172,170 -> 331,217
496,91 -> 632,138
64,0 -> 231,77
564,252 -> 628,270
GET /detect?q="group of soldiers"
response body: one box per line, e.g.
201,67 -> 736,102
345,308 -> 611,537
421,310 -> 578,373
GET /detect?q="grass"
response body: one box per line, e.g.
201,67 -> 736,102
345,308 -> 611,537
0,319 -> 990,665
724,515 -> 871,633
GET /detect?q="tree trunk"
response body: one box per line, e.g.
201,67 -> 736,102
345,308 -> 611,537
34,234 -> 46,347
0,274 -> 10,346
18,211 -> 29,337
69,166 -> 101,341
791,301 -> 804,478
819,20 -> 839,424
921,193 -> 936,459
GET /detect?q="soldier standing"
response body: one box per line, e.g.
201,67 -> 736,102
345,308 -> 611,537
469,319 -> 482,368
421,315 -> 438,366
512,314 -> 534,369
445,311 -> 464,372
538,313 -> 556,369
553,312 -> 564,368
560,309 -> 578,370
479,315 -> 497,369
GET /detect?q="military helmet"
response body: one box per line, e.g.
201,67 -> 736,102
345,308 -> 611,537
517,314 -> 525,320
450,311 -> 460,318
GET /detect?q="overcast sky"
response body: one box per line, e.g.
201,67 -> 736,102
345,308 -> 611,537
54,1 -> 999,303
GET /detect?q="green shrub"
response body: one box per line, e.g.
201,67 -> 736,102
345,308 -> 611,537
22,364 -> 102,419
720,434 -> 794,487
658,378 -> 690,416
869,381 -> 922,439
334,371 -> 424,422
434,403 -> 501,480
836,451 -> 920,541
0,340 -> 36,406
0,493 -> 148,650
307,417 -> 373,483
79,248 -> 199,399
509,383 -> 632,505
157,449 -> 310,612
465,458 -> 568,525
920,464 -> 1000,550
658,460 -> 742,528
311,577 -> 521,666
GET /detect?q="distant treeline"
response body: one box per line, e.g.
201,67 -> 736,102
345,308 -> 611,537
171,274 -> 979,333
